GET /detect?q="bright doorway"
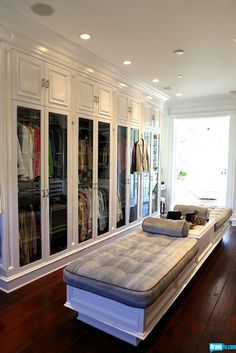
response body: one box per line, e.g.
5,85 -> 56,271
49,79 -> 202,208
173,116 -> 230,207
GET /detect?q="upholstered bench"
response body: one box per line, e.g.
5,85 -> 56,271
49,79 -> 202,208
64,206 -> 231,345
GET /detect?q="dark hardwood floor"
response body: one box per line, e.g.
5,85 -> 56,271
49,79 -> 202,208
1,227 -> 236,353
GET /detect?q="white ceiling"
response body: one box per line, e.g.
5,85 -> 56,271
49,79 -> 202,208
1,0 -> 236,100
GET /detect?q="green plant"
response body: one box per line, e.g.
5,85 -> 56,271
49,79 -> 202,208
177,170 -> 187,179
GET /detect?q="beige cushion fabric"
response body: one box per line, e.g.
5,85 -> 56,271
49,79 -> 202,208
142,217 -> 189,237
208,207 -> 232,231
64,230 -> 198,308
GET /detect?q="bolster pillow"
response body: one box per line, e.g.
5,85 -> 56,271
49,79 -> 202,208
174,204 -> 209,219
142,217 -> 189,237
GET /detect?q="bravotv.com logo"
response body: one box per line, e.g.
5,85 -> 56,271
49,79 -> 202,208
209,343 -> 236,352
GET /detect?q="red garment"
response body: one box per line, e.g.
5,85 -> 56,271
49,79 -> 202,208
33,126 -> 40,177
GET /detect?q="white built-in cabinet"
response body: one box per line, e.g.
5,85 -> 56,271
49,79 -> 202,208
142,130 -> 160,217
116,124 -> 161,229
0,45 -> 164,291
116,125 -> 141,229
12,50 -> 71,110
76,76 -> 113,118
143,102 -> 161,129
13,103 -> 71,268
116,91 -> 141,125
76,116 -> 112,245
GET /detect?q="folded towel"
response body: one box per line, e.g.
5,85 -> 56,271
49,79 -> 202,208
142,217 -> 189,237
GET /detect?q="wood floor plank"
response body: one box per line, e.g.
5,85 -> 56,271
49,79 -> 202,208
196,269 -> 236,352
0,227 -> 235,353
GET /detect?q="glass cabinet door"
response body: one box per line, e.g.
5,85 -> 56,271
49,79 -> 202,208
97,122 -> 110,235
17,106 -> 42,266
48,112 -> 68,255
78,117 -> 93,243
0,219 -> 1,265
0,218 -> 2,265
151,133 -> 160,214
117,126 -> 127,228
142,131 -> 151,216
129,128 -> 139,223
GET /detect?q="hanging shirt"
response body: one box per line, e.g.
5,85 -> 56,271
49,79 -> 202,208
17,136 -> 25,176
18,123 -> 34,180
78,139 -> 93,172
130,138 -> 150,174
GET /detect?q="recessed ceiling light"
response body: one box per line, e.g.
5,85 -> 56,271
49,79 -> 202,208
152,78 -> 160,83
31,3 -> 54,16
176,93 -> 183,97
80,33 -> 91,40
119,82 -> 127,88
147,96 -> 153,100
123,60 -> 132,65
174,49 -> 184,56
177,74 -> 183,78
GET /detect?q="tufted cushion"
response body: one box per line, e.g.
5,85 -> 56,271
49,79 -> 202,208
142,217 -> 189,237
208,207 -> 232,231
64,230 -> 198,308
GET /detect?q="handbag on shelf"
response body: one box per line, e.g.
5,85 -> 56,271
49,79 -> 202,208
167,210 -> 182,220
185,211 -> 198,223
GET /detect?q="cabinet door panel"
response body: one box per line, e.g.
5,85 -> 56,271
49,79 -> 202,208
97,122 -> 110,235
153,108 -> 161,128
17,106 -> 42,266
97,85 -> 112,118
117,126 -> 127,228
151,133 -> 160,214
78,117 -> 94,243
48,112 -> 68,255
76,77 -> 95,113
131,99 -> 141,124
116,93 -> 129,122
129,128 -> 140,223
142,131 -> 151,217
144,104 -> 152,127
12,51 -> 44,105
46,64 -> 70,109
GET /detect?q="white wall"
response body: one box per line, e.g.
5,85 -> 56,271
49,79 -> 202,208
162,94 -> 236,223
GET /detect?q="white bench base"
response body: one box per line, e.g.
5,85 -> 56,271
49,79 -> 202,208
65,222 -> 230,345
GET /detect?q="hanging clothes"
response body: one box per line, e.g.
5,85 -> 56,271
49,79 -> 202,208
48,138 -> 54,177
78,139 -> 93,172
98,190 -> 106,231
78,187 -> 93,242
116,193 -> 123,222
17,136 -> 25,176
130,138 -> 150,174
54,126 -> 63,177
19,206 -> 40,265
33,126 -> 40,178
17,122 -> 34,180
17,122 -> 41,180
117,136 -> 126,173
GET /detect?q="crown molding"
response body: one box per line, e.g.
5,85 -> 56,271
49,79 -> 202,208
0,4 -> 169,104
